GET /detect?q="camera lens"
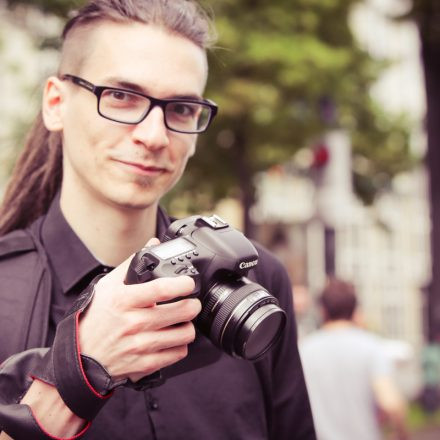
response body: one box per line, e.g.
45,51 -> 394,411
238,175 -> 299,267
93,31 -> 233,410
237,303 -> 286,360
197,278 -> 286,360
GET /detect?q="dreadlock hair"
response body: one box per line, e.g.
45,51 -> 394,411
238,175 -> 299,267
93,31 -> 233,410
0,0 -> 215,235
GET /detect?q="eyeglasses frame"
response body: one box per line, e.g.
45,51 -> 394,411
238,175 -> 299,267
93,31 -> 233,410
60,74 -> 218,134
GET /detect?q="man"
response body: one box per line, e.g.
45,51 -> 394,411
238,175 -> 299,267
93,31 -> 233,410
300,278 -> 408,440
0,1 -> 315,439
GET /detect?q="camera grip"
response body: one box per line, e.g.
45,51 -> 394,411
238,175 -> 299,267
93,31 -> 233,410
125,250 -> 156,285
125,248 -> 202,298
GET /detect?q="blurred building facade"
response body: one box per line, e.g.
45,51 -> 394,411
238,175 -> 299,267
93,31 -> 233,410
248,2 -> 429,391
252,132 -> 430,358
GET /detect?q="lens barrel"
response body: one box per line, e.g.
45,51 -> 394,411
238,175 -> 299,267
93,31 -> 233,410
197,278 -> 286,360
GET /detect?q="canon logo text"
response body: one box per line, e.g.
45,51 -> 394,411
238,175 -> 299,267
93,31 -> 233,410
239,260 -> 258,270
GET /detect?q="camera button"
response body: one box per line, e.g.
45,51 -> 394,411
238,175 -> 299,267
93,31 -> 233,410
193,251 -> 199,256
186,254 -> 192,259
171,259 -> 177,265
178,256 -> 184,262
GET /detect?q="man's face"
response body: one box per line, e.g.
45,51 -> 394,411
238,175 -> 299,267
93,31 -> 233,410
53,21 -> 208,210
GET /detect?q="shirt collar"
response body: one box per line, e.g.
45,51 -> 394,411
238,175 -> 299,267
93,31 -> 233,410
41,194 -> 171,295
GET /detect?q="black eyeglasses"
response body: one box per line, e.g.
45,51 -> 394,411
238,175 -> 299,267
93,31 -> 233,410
60,74 -> 218,134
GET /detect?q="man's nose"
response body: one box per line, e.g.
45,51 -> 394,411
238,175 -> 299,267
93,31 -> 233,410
131,106 -> 170,150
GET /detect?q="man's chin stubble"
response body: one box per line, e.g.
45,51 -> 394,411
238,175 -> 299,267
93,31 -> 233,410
133,174 -> 156,188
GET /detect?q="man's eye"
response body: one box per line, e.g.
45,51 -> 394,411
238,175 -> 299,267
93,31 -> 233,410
169,103 -> 196,117
110,91 -> 129,100
103,90 -> 142,105
107,90 -> 134,101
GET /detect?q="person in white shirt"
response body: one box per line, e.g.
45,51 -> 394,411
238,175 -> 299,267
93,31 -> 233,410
300,277 -> 408,440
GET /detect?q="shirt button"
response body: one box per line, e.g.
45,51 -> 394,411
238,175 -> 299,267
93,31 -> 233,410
150,399 -> 159,410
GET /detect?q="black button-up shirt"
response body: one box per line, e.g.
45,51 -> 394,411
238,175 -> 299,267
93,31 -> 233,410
3,198 -> 316,439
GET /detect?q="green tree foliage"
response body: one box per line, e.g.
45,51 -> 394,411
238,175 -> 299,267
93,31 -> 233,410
176,0 -> 416,233
5,0 -> 417,235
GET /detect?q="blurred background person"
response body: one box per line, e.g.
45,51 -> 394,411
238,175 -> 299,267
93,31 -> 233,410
300,277 -> 408,440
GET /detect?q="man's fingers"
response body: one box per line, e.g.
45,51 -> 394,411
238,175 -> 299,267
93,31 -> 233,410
126,321 -> 197,356
147,237 -> 161,247
150,299 -> 202,329
125,298 -> 202,331
122,276 -> 197,308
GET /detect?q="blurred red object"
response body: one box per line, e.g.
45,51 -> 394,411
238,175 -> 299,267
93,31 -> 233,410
313,144 -> 329,168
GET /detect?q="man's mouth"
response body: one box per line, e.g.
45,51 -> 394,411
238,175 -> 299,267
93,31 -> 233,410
112,159 -> 169,176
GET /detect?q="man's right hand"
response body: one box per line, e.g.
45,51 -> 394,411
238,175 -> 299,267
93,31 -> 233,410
78,239 -> 201,384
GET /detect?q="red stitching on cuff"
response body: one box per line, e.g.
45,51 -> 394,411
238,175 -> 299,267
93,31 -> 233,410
30,376 -> 57,388
29,406 -> 91,440
74,311 -> 112,400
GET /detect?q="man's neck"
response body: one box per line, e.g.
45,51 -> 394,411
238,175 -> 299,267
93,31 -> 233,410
59,187 -> 158,267
322,319 -> 354,330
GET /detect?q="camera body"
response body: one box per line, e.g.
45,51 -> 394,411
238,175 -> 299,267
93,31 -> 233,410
126,215 -> 286,360
126,215 -> 259,294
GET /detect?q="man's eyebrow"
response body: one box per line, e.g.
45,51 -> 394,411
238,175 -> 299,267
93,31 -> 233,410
103,77 -> 203,101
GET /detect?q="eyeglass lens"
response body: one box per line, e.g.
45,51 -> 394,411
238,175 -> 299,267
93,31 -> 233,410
99,89 -> 211,133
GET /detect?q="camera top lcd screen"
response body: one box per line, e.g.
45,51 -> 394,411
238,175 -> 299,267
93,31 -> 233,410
151,238 -> 195,260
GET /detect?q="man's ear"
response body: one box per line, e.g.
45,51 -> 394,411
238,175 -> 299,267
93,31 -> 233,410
42,76 -> 65,132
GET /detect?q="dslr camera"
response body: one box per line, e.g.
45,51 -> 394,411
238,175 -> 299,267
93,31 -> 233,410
125,215 -> 286,361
